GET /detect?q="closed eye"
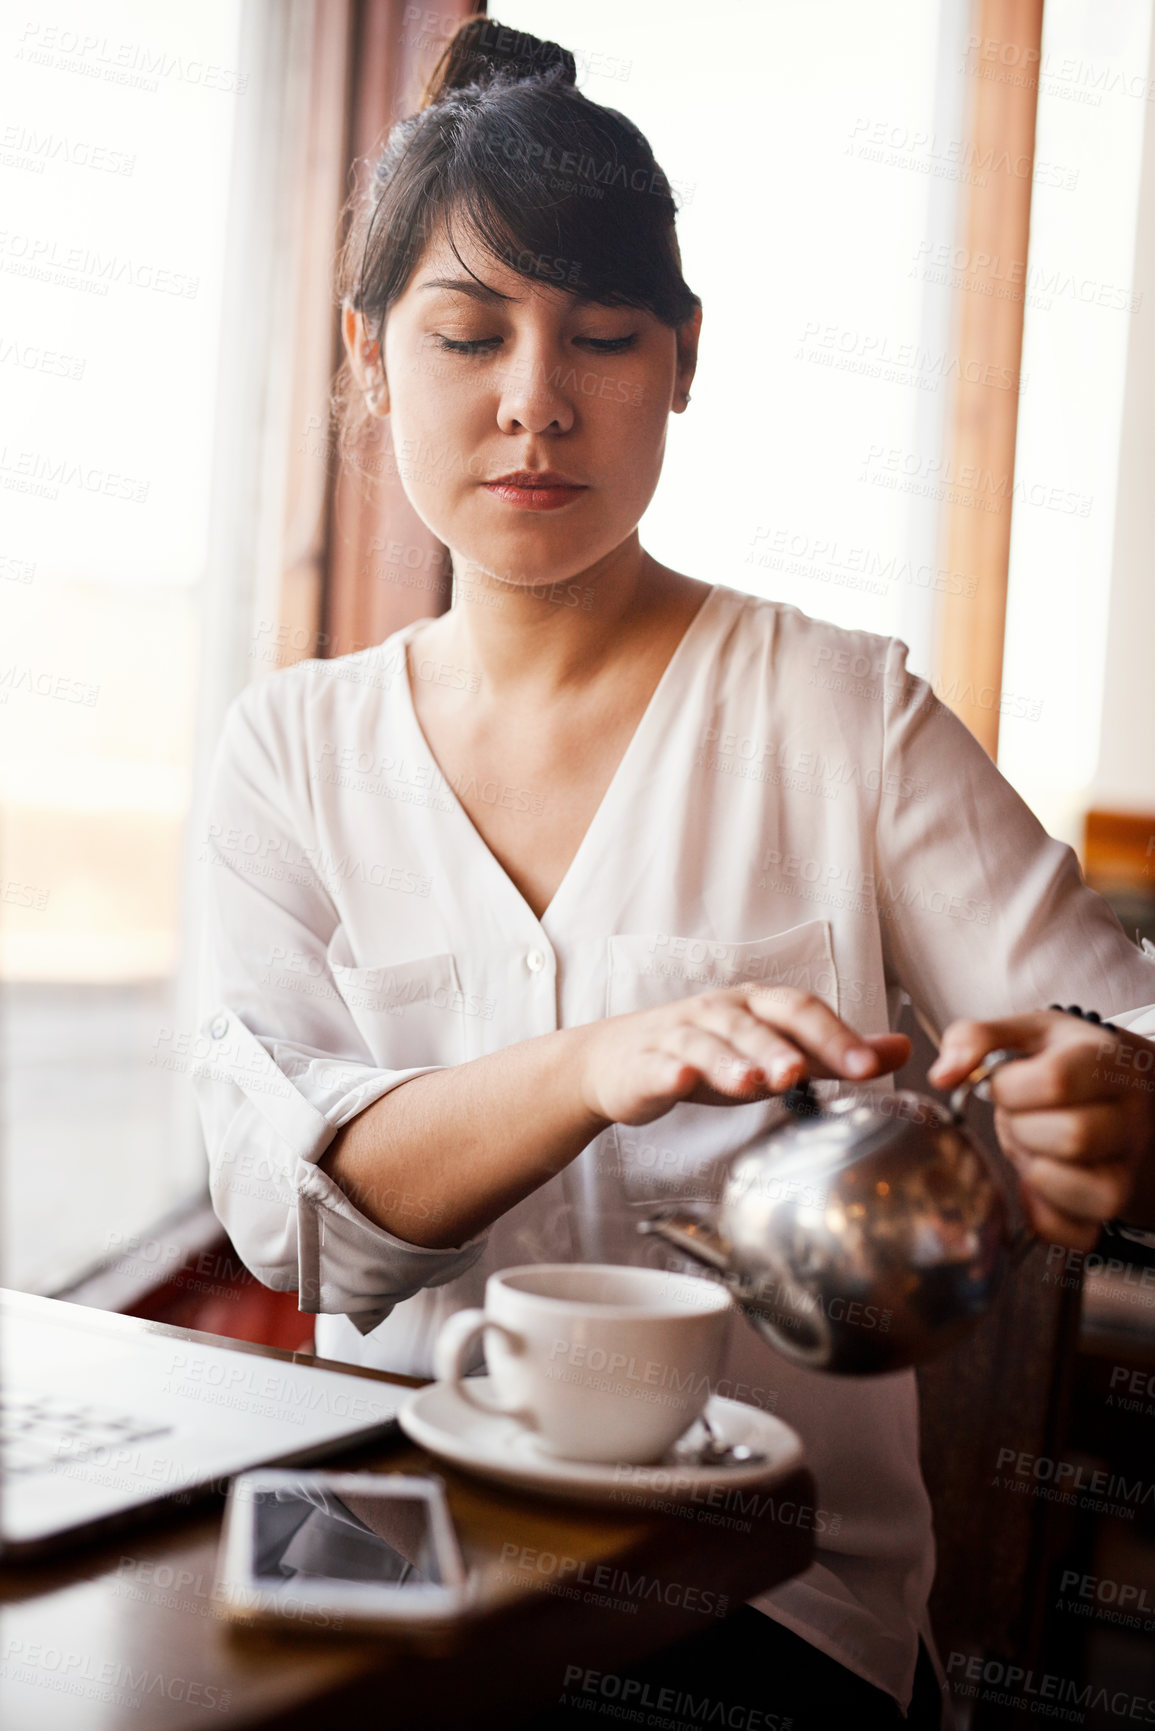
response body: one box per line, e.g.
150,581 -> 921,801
433,335 -> 502,355
576,336 -> 638,352
431,334 -> 639,356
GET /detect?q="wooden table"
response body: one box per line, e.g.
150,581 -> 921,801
0,1310 -> 816,1730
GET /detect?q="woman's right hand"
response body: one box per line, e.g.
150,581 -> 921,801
578,985 -> 912,1128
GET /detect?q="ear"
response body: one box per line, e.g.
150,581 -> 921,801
672,303 -> 702,414
342,299 -> 390,417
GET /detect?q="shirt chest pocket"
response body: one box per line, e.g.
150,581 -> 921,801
603,919 -> 838,1208
326,931 -> 467,1071
606,918 -> 839,1017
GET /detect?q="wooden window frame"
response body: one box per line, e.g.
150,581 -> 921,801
321,0 -> 486,661
936,0 -> 1044,758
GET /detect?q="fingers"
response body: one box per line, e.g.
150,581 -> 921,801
927,1011 -> 1139,1111
864,1033 -> 914,1074
662,1022 -> 772,1099
737,986 -> 908,1081
994,1101 -> 1138,1166
633,986 -> 913,1118
980,1043 -> 1121,1111
1020,1187 -> 1104,1254
994,1104 -> 1137,1249
1015,1154 -> 1130,1230
926,1011 -> 1059,1087
690,998 -> 809,1089
604,1046 -> 714,1127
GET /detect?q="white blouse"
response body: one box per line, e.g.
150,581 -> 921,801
193,581 -> 1155,1710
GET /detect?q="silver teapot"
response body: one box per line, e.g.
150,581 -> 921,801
638,1051 -> 1035,1376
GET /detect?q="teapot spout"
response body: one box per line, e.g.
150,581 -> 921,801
637,1207 -> 731,1274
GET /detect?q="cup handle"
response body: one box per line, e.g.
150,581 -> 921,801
432,1308 -> 527,1416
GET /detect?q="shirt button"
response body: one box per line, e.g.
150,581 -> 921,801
209,1014 -> 229,1039
525,949 -> 546,973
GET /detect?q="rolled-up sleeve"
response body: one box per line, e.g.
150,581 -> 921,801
875,637 -> 1155,1039
191,680 -> 486,1334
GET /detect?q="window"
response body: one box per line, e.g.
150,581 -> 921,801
997,0 -> 1155,843
0,0 -> 243,1290
499,0 -> 972,676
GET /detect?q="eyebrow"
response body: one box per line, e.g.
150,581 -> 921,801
417,276 -> 510,302
416,275 -> 599,307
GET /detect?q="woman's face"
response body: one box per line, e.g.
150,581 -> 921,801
347,220 -> 700,589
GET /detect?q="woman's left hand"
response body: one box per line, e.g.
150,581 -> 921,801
926,1009 -> 1155,1250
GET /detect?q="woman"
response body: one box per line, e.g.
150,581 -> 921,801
194,19 -> 1155,1728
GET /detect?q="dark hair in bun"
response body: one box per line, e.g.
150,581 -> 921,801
419,14 -> 577,104
333,15 -> 699,464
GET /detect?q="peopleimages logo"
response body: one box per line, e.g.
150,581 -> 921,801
559,1665 -> 789,1729
1059,1570 -> 1155,1616
497,1545 -> 729,1618
0,1639 -> 232,1714
993,1447 -> 1155,1519
947,1652 -> 1155,1721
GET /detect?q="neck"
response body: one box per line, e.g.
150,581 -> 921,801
442,533 -> 671,698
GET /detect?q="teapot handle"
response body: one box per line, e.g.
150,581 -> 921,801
946,1046 -> 1028,1121
948,1047 -> 1038,1266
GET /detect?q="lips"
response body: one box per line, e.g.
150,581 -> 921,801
486,470 -> 584,488
482,470 -> 588,512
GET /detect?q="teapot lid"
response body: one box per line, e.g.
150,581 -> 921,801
728,1082 -> 953,1191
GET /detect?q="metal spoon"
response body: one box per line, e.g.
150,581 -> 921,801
664,1410 -> 767,1468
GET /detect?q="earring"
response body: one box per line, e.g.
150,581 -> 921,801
684,391 -> 692,405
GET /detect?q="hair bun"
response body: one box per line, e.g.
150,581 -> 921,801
421,15 -> 577,108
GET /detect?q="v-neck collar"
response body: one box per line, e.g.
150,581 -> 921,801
390,584 -> 723,937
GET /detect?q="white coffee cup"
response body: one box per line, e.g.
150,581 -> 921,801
432,1263 -> 733,1464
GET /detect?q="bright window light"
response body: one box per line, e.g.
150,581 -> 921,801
0,0 -> 242,1289
497,0 -> 968,676
997,0 -> 1153,844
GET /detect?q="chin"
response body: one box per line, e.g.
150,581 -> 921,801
447,518 -> 622,591
457,557 -> 590,592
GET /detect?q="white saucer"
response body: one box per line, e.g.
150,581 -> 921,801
398,1379 -> 805,1506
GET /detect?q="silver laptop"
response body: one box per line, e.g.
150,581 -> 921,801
0,1289 -> 405,1558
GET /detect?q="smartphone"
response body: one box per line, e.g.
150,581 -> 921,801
216,1469 -> 469,1629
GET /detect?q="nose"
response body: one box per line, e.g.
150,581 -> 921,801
494,343 -> 574,436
